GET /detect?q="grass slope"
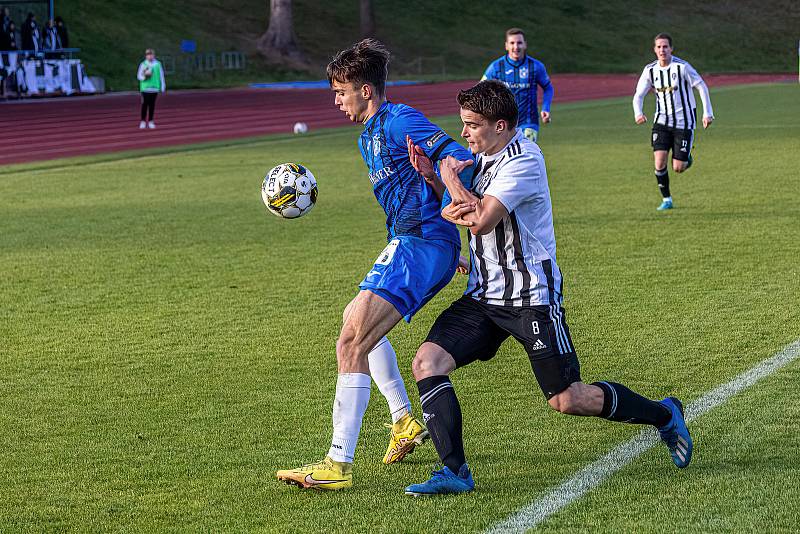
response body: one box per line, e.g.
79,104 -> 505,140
1,84 -> 799,531
57,0 -> 800,90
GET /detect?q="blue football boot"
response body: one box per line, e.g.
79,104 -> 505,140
658,397 -> 693,468
404,464 -> 474,496
657,198 -> 673,211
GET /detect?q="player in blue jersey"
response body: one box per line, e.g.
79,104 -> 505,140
277,39 -> 474,491
482,27 -> 554,143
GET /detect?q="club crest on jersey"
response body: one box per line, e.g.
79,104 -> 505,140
372,133 -> 382,155
520,67 -> 528,78
671,72 -> 678,80
473,171 -> 493,194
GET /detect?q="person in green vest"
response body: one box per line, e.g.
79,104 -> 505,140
137,48 -> 166,129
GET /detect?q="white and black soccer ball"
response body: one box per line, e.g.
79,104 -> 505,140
261,162 -> 318,219
293,122 -> 308,134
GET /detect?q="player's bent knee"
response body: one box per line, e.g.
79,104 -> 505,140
411,350 -> 437,380
336,324 -> 365,364
341,300 -> 355,324
412,342 -> 454,380
673,161 -> 687,173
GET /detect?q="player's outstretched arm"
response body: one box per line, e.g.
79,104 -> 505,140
439,156 -> 508,235
406,136 -> 444,200
687,65 -> 713,128
539,72 -> 554,124
439,155 -> 475,206
442,195 -> 508,236
442,201 -> 476,227
694,82 -> 714,128
633,68 -> 652,124
536,59 -> 554,122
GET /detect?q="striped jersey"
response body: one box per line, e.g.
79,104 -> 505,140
464,129 -> 563,307
633,56 -> 713,130
482,55 -> 553,128
360,101 -> 472,245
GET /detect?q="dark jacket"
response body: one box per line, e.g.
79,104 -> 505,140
55,18 -> 68,48
21,16 -> 40,52
2,24 -> 17,50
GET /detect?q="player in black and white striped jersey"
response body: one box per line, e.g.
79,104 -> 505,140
460,131 -> 563,309
633,33 -> 714,211
402,80 -> 693,496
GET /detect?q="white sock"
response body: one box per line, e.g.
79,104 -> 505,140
368,337 -> 411,424
328,372 -> 371,463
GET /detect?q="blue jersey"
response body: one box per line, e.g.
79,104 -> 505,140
483,55 -> 554,129
360,101 -> 472,245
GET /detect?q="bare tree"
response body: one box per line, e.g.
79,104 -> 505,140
257,0 -> 307,66
360,0 -> 376,38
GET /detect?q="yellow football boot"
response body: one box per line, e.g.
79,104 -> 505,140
382,413 -> 429,464
276,456 -> 352,490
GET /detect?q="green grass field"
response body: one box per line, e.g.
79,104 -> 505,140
1,84 -> 799,532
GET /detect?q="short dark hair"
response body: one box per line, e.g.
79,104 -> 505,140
505,27 -> 525,40
327,38 -> 390,96
654,32 -> 673,46
457,80 -> 518,128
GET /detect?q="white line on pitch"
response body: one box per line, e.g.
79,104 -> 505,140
485,339 -> 800,534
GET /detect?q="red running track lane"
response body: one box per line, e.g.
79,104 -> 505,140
0,73 -> 793,166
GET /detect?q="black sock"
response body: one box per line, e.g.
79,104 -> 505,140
592,381 -> 671,427
417,375 -> 465,474
655,167 -> 670,198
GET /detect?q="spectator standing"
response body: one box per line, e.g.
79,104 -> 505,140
0,7 -> 11,49
21,13 -> 40,55
2,20 -> 17,50
1,7 -> 11,33
54,16 -> 68,48
44,19 -> 60,51
136,48 -> 166,129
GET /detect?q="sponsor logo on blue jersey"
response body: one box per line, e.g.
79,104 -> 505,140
369,165 -> 396,185
426,130 -> 446,148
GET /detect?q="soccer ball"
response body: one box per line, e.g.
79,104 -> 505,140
261,163 -> 318,219
293,122 -> 308,134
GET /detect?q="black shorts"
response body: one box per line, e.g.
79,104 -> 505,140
424,296 -> 581,399
651,123 -> 694,162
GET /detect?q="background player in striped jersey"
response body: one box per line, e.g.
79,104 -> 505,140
277,39 -> 474,491
633,33 -> 714,210
482,28 -> 553,143
403,80 -> 693,496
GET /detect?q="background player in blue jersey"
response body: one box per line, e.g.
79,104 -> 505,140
482,27 -> 554,143
277,39 -> 474,491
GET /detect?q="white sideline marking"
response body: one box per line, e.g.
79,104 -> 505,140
485,339 -> 800,534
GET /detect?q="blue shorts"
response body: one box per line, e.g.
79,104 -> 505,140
359,236 -> 459,322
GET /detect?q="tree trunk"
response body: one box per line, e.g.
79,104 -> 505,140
257,0 -> 307,67
360,0 -> 376,38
